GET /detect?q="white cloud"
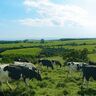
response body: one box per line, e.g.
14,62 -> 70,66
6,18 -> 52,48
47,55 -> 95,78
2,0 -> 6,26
18,18 -> 54,26
22,0 -> 91,27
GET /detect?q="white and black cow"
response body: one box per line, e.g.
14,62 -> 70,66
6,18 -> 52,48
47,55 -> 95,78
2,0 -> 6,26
0,64 -> 42,90
79,64 -> 96,87
66,62 -> 87,72
65,62 -> 87,78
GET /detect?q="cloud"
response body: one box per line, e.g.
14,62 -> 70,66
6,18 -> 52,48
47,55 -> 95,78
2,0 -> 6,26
18,18 -> 54,26
22,0 -> 89,27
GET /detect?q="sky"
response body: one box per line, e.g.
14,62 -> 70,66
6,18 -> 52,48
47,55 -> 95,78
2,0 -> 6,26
0,0 -> 96,40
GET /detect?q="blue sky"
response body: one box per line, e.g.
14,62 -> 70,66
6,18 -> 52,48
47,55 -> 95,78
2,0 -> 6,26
0,0 -> 96,40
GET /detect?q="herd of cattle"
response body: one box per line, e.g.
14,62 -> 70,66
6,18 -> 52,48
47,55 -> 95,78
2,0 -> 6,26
0,59 -> 96,90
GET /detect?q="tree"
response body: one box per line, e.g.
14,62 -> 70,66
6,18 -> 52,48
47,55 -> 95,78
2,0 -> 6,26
80,48 -> 88,62
63,48 -> 88,62
40,39 -> 45,44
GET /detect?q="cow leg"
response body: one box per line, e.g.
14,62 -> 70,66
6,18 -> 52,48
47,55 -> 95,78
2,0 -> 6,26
66,66 -> 70,78
6,81 -> 13,91
81,75 -> 85,89
51,66 -> 54,70
23,77 -> 29,86
25,79 -> 29,86
83,78 -> 86,85
47,66 -> 48,69
86,80 -> 89,89
14,81 -> 20,91
82,79 -> 89,89
82,76 -> 89,89
66,71 -> 69,78
0,82 -> 2,90
0,82 -> 5,96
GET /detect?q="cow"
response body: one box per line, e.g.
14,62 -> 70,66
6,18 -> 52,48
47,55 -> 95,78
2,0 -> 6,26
51,60 -> 62,68
38,59 -> 54,70
14,61 -> 37,71
0,64 -> 42,90
66,62 -> 87,71
76,64 -> 96,88
65,62 -> 87,78
80,65 -> 96,82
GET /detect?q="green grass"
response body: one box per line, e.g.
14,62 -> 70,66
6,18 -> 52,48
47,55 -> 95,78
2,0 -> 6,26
0,39 -> 96,49
1,56 -> 96,96
63,45 -> 95,52
88,54 -> 96,61
1,48 -> 42,56
0,66 -> 80,96
1,39 -> 96,95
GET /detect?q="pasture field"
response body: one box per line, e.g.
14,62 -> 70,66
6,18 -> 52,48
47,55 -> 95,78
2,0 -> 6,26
1,39 -> 96,57
1,39 -> 96,96
0,48 -> 42,57
63,45 -> 96,52
0,39 -> 96,49
88,54 -> 96,62
1,44 -> 96,58
1,57 -> 96,96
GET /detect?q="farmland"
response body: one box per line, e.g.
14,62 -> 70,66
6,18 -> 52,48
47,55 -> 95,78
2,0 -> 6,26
1,38 -> 96,96
1,48 -> 42,57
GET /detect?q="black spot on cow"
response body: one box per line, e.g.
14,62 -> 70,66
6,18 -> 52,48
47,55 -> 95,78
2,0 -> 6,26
3,65 -> 22,80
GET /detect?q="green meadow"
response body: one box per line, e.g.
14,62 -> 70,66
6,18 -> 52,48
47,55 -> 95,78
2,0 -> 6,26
1,39 -> 96,96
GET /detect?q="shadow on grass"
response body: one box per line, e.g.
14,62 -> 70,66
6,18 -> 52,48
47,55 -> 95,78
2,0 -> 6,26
78,88 -> 96,96
0,87 -> 36,96
0,90 -> 12,96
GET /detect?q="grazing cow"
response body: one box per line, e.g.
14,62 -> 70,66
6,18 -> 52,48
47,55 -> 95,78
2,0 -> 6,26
66,62 -> 87,71
65,62 -> 87,78
81,65 -> 96,82
20,66 -> 42,82
3,65 -> 42,81
0,64 -> 42,90
51,60 -> 62,68
38,59 -> 54,70
75,64 -> 96,88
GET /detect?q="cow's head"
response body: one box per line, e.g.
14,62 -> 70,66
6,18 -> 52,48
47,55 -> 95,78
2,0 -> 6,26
77,63 -> 87,71
29,69 -> 42,81
36,70 -> 42,81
